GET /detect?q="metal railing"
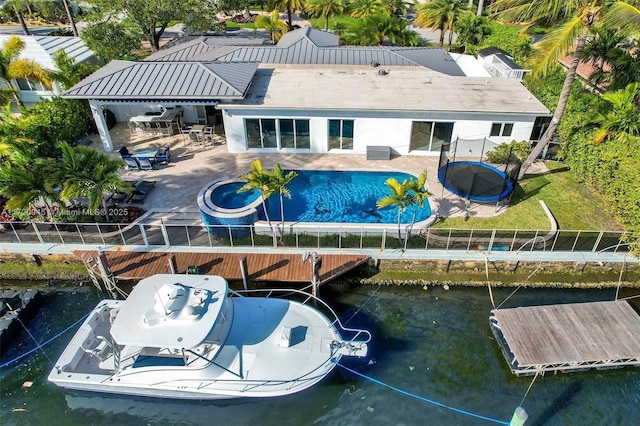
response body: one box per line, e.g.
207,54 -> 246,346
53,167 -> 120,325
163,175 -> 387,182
0,221 -> 631,255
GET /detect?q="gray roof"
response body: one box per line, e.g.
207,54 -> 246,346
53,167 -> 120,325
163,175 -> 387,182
145,36 -> 268,61
219,64 -> 549,116
0,35 -> 94,69
145,27 -> 465,76
63,61 -> 259,101
478,47 -> 522,70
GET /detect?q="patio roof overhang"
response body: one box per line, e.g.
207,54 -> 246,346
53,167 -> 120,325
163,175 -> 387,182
63,60 -> 259,101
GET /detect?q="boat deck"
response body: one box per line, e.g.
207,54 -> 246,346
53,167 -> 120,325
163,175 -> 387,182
490,300 -> 640,376
74,250 -> 369,285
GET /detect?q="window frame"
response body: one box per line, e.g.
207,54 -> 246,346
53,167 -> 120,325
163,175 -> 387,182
328,119 -> 354,150
245,118 -> 311,150
490,122 -> 514,137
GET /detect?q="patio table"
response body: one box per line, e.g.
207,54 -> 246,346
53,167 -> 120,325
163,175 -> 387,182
131,148 -> 159,159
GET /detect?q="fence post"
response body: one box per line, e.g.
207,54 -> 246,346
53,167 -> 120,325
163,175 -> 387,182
160,219 -> 170,246
571,230 -> 581,252
139,223 -> 149,246
592,231 -> 604,252
467,229 -> 474,252
488,229 -> 496,254
75,223 -> 86,245
32,223 -> 44,244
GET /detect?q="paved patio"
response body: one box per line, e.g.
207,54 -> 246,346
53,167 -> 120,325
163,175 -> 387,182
89,123 -> 547,224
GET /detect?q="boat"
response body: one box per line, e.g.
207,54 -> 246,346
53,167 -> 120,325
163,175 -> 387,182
48,274 -> 370,399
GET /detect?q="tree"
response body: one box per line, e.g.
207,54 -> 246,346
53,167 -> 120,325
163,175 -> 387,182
491,0 -> 638,179
454,11 -> 492,52
415,0 -> 468,49
81,20 -> 142,62
377,176 -> 411,246
342,13 -> 418,46
62,0 -> 79,36
238,159 -> 277,241
86,0 -> 214,52
254,10 -> 288,43
305,0 -> 344,31
50,51 -> 99,91
404,171 -> 430,250
268,0 -> 304,30
267,163 -> 298,242
0,35 -> 52,107
592,82 -> 640,145
55,143 -> 129,222
346,0 -> 385,18
605,1 -> 640,32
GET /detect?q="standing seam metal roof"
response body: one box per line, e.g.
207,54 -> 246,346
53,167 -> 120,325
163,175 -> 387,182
63,61 -> 258,100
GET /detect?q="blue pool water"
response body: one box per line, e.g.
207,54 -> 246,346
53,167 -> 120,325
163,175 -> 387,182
210,182 -> 260,209
248,170 -> 432,224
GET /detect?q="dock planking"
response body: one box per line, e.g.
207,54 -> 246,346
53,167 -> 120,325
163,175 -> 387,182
74,250 -> 369,285
490,300 -> 640,376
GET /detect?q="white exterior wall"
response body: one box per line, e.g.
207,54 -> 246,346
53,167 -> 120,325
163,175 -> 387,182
222,108 -> 539,156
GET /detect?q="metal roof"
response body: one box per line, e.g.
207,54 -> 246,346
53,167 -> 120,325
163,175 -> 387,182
0,35 -> 94,70
478,47 -> 523,70
144,28 -> 465,75
63,61 -> 258,101
145,36 -> 268,61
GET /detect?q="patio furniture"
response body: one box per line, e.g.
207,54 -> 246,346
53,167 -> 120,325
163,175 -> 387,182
129,107 -> 183,136
137,157 -> 155,170
123,157 -> 140,170
156,146 -> 171,164
118,146 -> 131,158
188,131 -> 205,149
128,180 -> 156,204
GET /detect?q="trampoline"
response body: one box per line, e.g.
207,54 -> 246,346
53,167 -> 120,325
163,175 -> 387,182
438,161 -> 514,203
437,137 -> 520,204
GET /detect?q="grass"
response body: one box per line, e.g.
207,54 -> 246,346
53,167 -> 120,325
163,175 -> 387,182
434,162 -> 624,231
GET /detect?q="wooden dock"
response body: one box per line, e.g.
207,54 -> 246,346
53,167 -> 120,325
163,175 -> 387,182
74,250 -> 369,285
490,301 -> 640,376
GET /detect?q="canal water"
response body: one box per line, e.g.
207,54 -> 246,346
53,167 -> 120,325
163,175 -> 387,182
1,283 -> 639,425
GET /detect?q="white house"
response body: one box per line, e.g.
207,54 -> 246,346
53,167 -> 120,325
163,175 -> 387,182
0,35 -> 97,104
63,28 -> 549,155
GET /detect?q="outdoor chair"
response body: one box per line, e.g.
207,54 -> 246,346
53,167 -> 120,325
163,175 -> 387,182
123,157 -> 140,170
129,180 -> 156,204
118,146 -> 131,158
156,146 -> 171,164
137,157 -> 155,170
188,131 -> 205,149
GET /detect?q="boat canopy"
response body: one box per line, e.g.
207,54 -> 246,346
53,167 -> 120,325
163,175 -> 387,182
111,274 -> 227,349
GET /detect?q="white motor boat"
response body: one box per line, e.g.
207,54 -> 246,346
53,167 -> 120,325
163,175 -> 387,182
48,274 -> 370,399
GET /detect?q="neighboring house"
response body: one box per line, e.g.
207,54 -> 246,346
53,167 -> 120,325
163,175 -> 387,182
0,35 -> 98,104
63,28 -> 549,155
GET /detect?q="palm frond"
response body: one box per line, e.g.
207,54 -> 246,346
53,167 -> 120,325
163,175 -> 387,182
531,17 -> 585,77
604,2 -> 640,33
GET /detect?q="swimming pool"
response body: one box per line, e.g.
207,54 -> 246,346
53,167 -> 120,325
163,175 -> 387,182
251,170 -> 431,224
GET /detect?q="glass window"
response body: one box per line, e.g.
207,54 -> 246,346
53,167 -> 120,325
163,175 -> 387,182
295,119 -> 310,149
261,119 -> 276,148
246,119 -> 261,148
410,121 -> 454,152
16,78 -> 33,91
328,119 -> 354,150
280,119 -> 295,148
491,123 -> 514,137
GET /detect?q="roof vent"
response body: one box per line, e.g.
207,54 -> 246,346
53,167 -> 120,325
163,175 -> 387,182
378,69 -> 388,76
370,61 -> 380,67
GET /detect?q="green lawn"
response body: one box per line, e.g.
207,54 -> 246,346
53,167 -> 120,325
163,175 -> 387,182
434,162 -> 623,231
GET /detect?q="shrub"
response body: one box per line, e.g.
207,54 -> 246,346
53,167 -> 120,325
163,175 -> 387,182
485,140 -> 531,163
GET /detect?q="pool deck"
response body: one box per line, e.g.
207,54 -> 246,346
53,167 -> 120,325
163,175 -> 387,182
96,123 -> 548,223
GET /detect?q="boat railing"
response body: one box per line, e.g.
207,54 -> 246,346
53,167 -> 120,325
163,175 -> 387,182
230,288 -> 372,345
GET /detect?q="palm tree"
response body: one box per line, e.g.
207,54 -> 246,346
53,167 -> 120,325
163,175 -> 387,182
454,11 -> 492,51
255,11 -> 288,43
0,36 -> 52,107
62,0 -> 79,37
404,171 -> 430,250
415,0 -> 468,48
343,13 -> 418,46
377,177 -> 412,245
605,1 -> 640,32
238,159 -> 276,237
55,143 -> 129,222
267,163 -> 298,242
592,82 -> 640,145
50,51 -> 99,91
491,0 -> 637,179
268,0 -> 304,30
346,0 -> 385,18
305,0 -> 345,31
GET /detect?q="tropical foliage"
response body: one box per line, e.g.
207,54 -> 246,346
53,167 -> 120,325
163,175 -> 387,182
268,0 -> 304,29
454,12 -> 492,54
81,20 -> 143,62
254,10 -> 288,42
341,13 -> 419,46
305,0 -> 345,31
0,35 -> 52,107
50,51 -> 99,91
415,0 -> 468,48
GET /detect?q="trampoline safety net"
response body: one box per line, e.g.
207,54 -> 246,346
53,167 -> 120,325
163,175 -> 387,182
438,137 -> 521,203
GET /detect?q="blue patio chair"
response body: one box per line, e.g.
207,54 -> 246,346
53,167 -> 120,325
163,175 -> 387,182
156,146 -> 171,164
123,156 -> 140,170
137,157 -> 155,170
118,146 -> 131,158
